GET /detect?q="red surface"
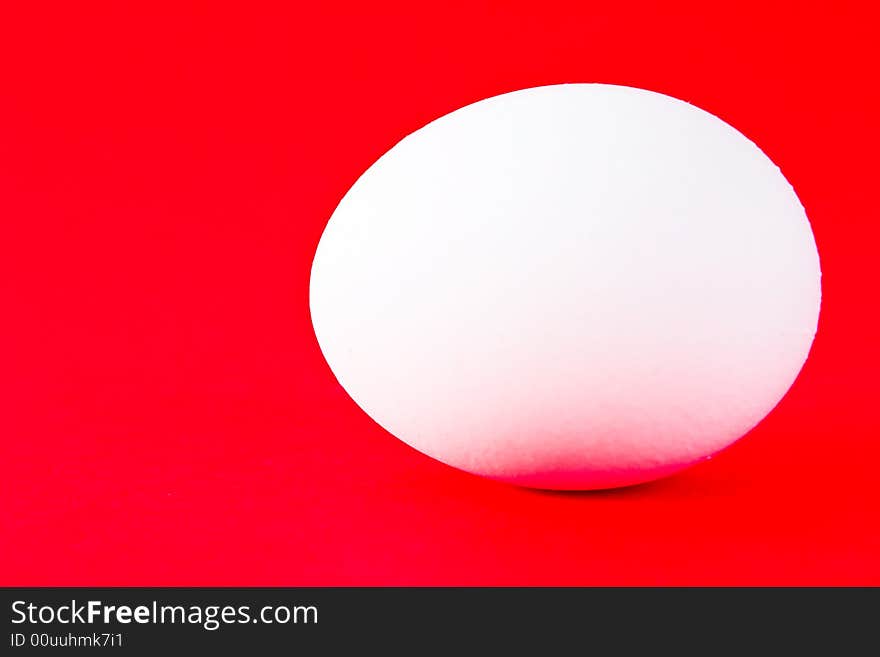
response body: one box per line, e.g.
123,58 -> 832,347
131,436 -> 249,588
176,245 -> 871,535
2,2 -> 879,586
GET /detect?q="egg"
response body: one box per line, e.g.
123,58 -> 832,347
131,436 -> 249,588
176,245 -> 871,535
309,83 -> 821,490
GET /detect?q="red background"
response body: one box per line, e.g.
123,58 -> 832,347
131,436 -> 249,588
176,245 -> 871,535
2,2 -> 878,585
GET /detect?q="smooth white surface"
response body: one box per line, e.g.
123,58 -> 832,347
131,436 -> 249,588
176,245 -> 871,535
309,83 -> 821,490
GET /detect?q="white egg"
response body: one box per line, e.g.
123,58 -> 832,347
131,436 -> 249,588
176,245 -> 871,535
309,83 -> 821,490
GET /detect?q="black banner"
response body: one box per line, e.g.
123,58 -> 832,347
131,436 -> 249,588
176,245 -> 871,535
1,587 -> 875,652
